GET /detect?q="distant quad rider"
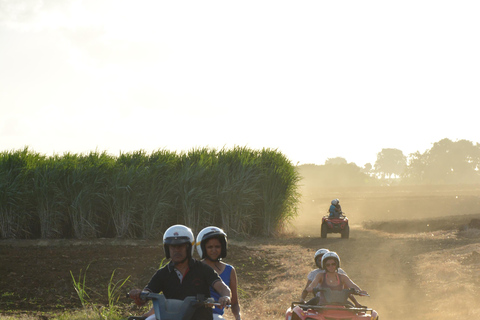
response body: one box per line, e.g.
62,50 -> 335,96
329,199 -> 343,218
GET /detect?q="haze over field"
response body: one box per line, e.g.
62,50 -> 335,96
1,1 -> 480,167
292,184 -> 480,236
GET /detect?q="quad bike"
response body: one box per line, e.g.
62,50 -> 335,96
285,288 -> 379,320
321,214 -> 349,238
126,291 -> 228,320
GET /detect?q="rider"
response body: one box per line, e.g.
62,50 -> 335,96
307,252 -> 367,305
128,224 -> 231,320
300,249 -> 363,307
329,199 -> 343,218
197,226 -> 242,320
300,249 -> 334,301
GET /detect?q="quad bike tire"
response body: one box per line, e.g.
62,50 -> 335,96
341,225 -> 350,239
291,313 -> 302,320
321,223 -> 328,238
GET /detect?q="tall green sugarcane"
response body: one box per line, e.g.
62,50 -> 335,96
58,151 -> 115,238
99,151 -> 149,238
0,148 -> 37,238
0,147 -> 300,239
136,149 -> 178,239
214,146 -> 261,235
257,148 -> 300,236
174,148 -> 217,233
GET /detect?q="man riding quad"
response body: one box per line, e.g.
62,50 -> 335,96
329,199 -> 343,218
322,199 -> 349,238
128,224 -> 231,320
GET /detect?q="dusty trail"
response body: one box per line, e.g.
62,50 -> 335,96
293,230 -> 428,320
237,226 -> 480,320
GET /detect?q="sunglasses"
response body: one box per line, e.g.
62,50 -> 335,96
325,262 -> 336,267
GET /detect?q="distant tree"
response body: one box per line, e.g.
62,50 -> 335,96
363,163 -> 373,175
402,151 -> 427,184
374,148 -> 407,179
325,157 -> 348,165
404,138 -> 480,184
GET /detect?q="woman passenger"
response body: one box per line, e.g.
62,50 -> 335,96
196,226 -> 242,320
306,252 -> 367,305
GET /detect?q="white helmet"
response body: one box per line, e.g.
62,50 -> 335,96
163,224 -> 195,259
321,251 -> 341,269
331,199 -> 339,206
314,249 -> 330,268
196,226 -> 227,260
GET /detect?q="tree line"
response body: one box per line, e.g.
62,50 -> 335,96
298,138 -> 480,187
0,147 -> 300,239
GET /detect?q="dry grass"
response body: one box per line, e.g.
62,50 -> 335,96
223,244 -> 312,320
415,242 -> 480,319
458,227 -> 480,238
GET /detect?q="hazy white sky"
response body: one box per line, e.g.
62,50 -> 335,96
1,0 -> 479,167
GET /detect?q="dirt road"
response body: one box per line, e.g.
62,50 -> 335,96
1,221 -> 480,319
236,224 -> 480,320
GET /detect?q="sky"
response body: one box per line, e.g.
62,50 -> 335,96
1,0 -> 479,167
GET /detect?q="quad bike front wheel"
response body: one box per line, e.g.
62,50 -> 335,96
321,223 -> 328,238
341,225 -> 349,239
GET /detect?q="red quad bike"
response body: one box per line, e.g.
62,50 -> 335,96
285,288 -> 379,320
127,291 -> 229,320
321,214 -> 349,239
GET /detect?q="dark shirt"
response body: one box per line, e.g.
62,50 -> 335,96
145,258 -> 221,320
336,204 -> 342,213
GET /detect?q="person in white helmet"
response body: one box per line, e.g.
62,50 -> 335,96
329,199 -> 343,218
307,252 -> 367,305
197,226 -> 242,320
128,224 -> 231,320
299,248 -> 347,302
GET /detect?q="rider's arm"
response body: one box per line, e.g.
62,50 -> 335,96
127,289 -> 154,317
229,267 -> 242,320
306,273 -> 322,292
337,270 -> 363,307
141,307 -> 155,318
212,279 -> 232,308
340,274 -> 367,295
348,294 -> 364,308
300,279 -> 313,301
128,289 -> 147,306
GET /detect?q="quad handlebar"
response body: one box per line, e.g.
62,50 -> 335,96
126,291 -> 230,308
127,291 -> 231,320
313,287 -> 369,297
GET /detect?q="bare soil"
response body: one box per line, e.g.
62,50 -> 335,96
1,185 -> 480,319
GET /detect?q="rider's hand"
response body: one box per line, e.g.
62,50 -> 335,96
128,289 -> 146,306
218,296 -> 231,308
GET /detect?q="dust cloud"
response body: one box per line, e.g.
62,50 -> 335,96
289,184 -> 480,236
283,184 -> 480,320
